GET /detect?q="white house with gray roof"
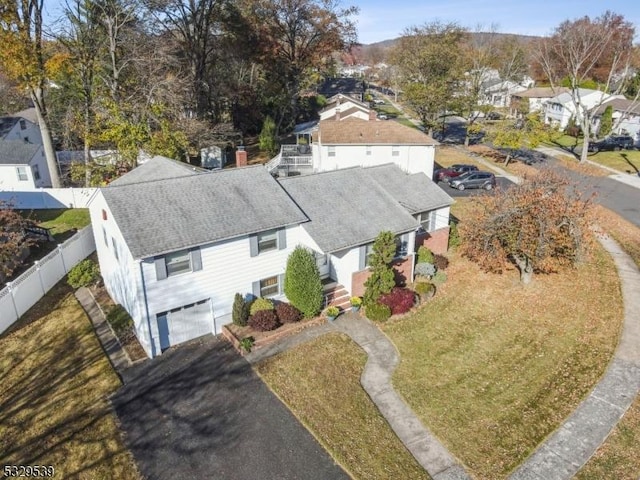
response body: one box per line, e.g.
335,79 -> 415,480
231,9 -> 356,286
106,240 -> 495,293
0,140 -> 51,189
90,156 -> 453,357
543,89 -> 618,129
0,114 -> 43,145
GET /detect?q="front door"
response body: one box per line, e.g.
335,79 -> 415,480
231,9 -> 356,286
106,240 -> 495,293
315,251 -> 330,279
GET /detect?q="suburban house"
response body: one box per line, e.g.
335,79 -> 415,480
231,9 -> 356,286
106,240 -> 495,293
90,155 -> 453,357
479,79 -> 531,109
591,97 -> 640,143
267,116 -> 437,179
319,94 -> 373,121
543,88 -> 617,129
509,87 -> 570,116
0,112 -> 43,145
0,140 -> 51,189
317,77 -> 365,101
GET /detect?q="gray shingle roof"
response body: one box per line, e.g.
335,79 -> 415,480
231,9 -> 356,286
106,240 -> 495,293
103,165 -> 308,259
0,140 -> 40,165
109,155 -> 202,186
278,166 -> 420,253
363,164 -> 454,214
0,117 -> 21,139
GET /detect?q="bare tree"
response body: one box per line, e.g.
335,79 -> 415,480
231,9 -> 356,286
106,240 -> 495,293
533,11 -> 636,162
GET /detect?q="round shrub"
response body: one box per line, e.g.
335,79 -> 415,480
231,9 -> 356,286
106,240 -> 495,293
249,297 -> 274,316
414,282 -> 436,301
248,309 -> 280,332
365,302 -> 391,322
417,246 -> 434,264
432,270 -> 447,286
414,262 -> 436,278
433,254 -> 449,271
379,287 -> 415,315
67,259 -> 100,288
275,302 -> 302,324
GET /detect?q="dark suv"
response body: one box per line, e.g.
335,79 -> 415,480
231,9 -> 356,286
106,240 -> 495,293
448,171 -> 496,191
588,135 -> 635,152
434,164 -> 479,182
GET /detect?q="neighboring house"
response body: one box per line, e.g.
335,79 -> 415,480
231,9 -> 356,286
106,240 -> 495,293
510,87 -> 570,116
591,97 -> 640,144
317,77 -> 365,101
339,64 -> 370,77
90,156 -> 452,357
480,80 -> 528,108
269,117 -> 437,179
543,89 -> 616,129
319,93 -> 372,121
0,113 -> 43,145
0,140 -> 51,189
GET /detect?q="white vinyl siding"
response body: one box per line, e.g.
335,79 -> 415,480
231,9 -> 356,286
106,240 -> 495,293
328,145 -> 336,157
416,211 -> 437,232
392,145 -> 400,157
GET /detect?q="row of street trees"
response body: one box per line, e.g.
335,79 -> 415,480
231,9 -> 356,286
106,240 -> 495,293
392,12 -> 638,159
0,0 -> 358,186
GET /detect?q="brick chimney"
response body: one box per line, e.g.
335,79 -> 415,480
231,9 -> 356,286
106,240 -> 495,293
369,109 -> 377,121
335,108 -> 341,121
236,145 -> 247,167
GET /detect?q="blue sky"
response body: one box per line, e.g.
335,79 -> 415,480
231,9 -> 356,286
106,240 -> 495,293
353,0 -> 640,44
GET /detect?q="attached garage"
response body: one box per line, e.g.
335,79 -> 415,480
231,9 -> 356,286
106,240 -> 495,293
156,299 -> 214,351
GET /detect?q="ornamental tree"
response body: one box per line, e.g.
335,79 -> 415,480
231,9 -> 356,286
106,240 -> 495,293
0,202 -> 36,278
363,231 -> 397,307
460,169 -> 593,285
284,246 -> 323,318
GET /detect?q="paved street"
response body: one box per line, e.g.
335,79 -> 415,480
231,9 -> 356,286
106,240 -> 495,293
112,337 -> 348,480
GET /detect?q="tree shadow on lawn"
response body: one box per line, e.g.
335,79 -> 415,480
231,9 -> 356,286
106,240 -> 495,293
621,152 -> 640,175
0,282 -> 139,479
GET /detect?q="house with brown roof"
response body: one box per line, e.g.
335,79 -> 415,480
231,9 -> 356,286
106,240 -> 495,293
591,97 -> 640,144
510,87 -> 570,116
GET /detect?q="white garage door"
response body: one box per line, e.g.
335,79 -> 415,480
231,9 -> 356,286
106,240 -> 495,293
157,299 -> 213,351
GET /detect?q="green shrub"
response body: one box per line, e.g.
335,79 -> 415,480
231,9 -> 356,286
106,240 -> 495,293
350,296 -> 362,307
432,270 -> 447,286
414,262 -> 436,277
448,221 -> 461,249
415,282 -> 436,301
417,246 -> 434,264
239,336 -> 255,353
67,259 -> 100,288
365,302 -> 391,322
325,305 -> 340,318
363,231 -> 397,307
232,293 -> 250,326
259,116 -> 279,156
106,304 -> 133,334
249,309 -> 280,332
249,297 -> 274,316
284,246 -> 323,318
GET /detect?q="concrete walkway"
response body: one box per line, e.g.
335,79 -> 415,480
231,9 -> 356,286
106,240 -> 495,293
75,286 -> 131,379
509,234 -> 640,479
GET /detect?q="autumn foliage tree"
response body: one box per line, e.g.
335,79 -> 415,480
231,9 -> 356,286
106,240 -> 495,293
0,203 -> 35,279
460,169 -> 593,285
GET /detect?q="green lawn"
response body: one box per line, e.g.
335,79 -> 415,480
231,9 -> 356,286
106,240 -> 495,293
20,208 -> 91,242
0,282 -> 140,479
546,135 -> 640,174
258,198 -> 625,479
256,333 -> 429,480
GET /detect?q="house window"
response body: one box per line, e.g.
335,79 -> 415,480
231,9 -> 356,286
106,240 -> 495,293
16,166 -> 28,181
366,145 -> 372,156
165,249 -> 191,276
328,145 -> 336,157
111,237 -> 119,261
257,229 -> 278,253
417,211 -> 437,232
395,234 -> 409,258
392,146 -> 400,157
260,275 -> 280,297
32,164 -> 40,180
19,119 -> 26,130
102,227 -> 108,246
364,243 -> 374,267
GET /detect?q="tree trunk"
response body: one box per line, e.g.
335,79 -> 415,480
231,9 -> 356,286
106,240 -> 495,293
30,88 -> 61,188
580,136 -> 590,163
513,254 -> 534,284
504,153 -> 511,166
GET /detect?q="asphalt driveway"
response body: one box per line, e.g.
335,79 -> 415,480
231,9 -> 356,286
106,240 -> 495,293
112,336 -> 348,480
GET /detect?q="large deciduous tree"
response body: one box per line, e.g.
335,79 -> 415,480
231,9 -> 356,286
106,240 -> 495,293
391,21 -> 467,136
460,169 -> 593,284
0,0 -> 63,187
247,0 -> 358,132
533,11 -> 636,162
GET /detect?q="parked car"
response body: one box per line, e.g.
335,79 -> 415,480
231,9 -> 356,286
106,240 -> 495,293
434,164 -> 479,182
588,135 -> 635,152
448,171 -> 496,190
378,113 -> 389,120
372,99 -> 385,105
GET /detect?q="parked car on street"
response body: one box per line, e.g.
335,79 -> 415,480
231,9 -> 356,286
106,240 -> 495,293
434,164 -> 479,182
448,171 -> 496,190
588,135 -> 635,152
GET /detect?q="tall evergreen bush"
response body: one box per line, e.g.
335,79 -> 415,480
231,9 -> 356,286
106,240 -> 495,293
284,246 -> 323,318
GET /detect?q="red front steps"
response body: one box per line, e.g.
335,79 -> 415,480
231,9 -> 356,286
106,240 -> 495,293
323,281 -> 351,311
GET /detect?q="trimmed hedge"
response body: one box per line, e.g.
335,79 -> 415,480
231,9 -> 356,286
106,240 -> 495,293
365,302 -> 392,322
275,302 -> 302,323
433,254 -> 449,271
249,297 -> 274,316
379,287 -> 415,315
417,246 -> 434,264
249,309 -> 280,332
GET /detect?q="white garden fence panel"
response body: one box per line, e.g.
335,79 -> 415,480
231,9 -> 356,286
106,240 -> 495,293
0,226 -> 96,334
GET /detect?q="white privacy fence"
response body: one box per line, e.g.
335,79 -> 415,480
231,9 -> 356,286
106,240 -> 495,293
0,226 -> 96,334
0,188 -> 97,209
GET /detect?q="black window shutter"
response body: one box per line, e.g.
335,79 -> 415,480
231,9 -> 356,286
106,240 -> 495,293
155,257 -> 167,280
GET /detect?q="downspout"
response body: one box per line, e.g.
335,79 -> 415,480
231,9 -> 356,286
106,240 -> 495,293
138,260 -> 156,358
